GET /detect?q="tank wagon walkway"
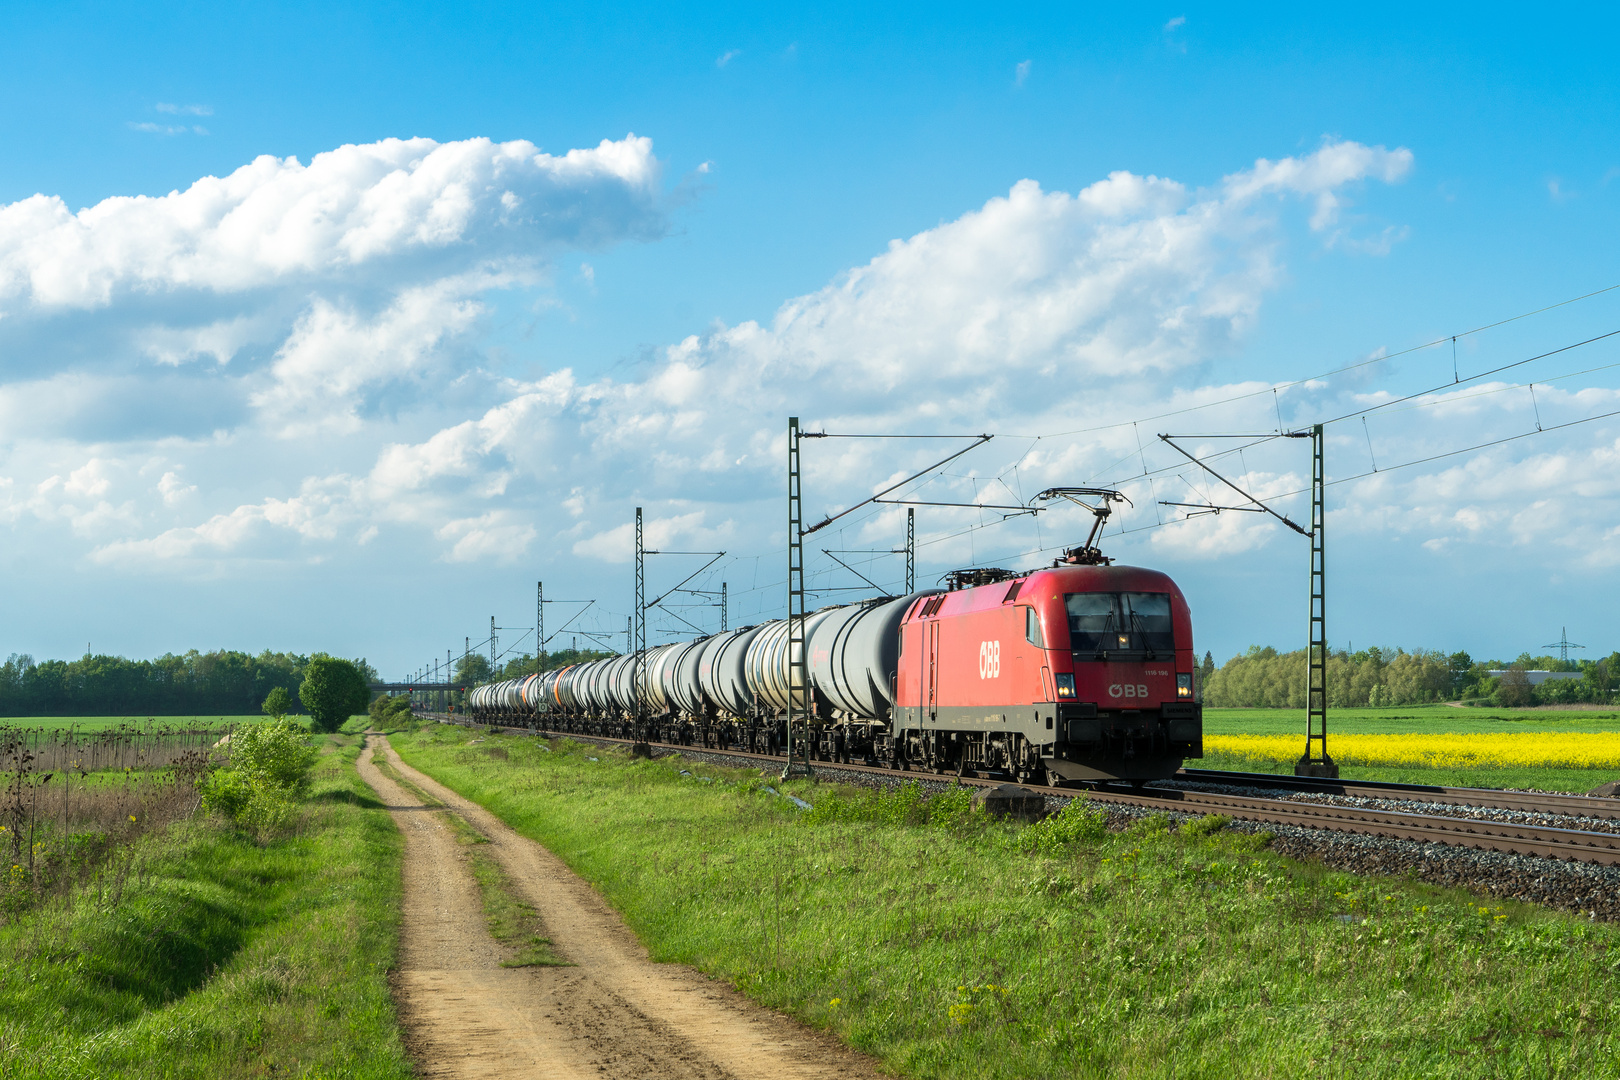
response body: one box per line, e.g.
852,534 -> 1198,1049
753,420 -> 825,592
357,734 -> 881,1079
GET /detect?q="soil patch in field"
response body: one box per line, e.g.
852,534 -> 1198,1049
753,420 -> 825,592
358,733 -> 879,1080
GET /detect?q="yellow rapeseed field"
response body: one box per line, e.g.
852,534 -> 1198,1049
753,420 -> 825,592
1205,732 -> 1620,770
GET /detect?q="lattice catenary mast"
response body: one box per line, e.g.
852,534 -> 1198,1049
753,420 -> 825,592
783,417 -> 813,780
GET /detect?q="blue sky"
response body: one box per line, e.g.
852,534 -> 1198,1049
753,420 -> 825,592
3,3 -> 1620,677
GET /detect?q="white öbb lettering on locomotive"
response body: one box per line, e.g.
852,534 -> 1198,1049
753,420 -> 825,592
977,640 -> 1001,679
1107,683 -> 1150,699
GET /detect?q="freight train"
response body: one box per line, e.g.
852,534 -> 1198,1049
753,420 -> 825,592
462,496 -> 1203,784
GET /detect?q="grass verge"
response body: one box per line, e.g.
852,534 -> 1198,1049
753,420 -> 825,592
0,735 -> 411,1079
393,723 -> 1620,1080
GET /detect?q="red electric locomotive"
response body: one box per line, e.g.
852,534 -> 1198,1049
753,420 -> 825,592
888,490 -> 1202,785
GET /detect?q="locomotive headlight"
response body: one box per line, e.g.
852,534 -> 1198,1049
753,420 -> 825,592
1055,673 -> 1076,699
1176,673 -> 1193,699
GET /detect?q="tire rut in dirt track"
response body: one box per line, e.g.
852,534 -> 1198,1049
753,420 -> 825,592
358,734 -> 883,1080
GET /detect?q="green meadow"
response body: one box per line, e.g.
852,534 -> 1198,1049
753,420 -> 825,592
392,723 -> 1620,1079
1205,705 -> 1620,735
0,715 -> 268,732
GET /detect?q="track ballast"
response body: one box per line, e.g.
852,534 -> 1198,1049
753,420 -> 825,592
426,714 -> 1620,868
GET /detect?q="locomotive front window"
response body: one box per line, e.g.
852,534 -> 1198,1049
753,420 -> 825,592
1065,592 -> 1176,658
1064,593 -> 1115,652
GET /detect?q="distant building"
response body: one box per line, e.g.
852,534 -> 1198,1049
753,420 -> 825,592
1486,670 -> 1583,687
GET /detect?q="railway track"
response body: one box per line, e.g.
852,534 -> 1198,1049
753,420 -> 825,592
434,716 -> 1620,868
1178,766 -> 1620,820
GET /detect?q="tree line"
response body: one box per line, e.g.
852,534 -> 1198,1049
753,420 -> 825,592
0,650 -> 381,717
1201,646 -> 1620,708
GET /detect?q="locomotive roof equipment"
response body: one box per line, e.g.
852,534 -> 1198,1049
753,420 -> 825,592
1029,487 -> 1131,566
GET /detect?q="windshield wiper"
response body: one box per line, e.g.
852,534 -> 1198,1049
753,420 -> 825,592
1094,610 -> 1116,660
1129,611 -> 1158,660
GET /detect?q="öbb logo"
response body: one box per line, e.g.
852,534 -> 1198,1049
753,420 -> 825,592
1107,683 -> 1150,699
978,640 -> 1001,679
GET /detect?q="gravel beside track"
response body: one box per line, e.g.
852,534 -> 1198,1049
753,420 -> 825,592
446,721 -> 1620,923
1179,767 -> 1620,819
1164,778 -> 1620,835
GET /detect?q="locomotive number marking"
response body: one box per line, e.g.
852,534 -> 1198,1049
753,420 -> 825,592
1108,683 -> 1150,699
978,640 -> 1001,679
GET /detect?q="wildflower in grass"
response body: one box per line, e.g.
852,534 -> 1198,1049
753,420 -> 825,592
828,998 -> 841,1009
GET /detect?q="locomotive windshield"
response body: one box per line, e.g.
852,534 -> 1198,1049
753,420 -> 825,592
1065,592 -> 1175,658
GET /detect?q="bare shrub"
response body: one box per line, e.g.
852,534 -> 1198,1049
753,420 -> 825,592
0,727 -> 224,923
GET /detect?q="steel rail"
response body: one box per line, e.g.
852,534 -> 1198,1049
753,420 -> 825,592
430,716 -> 1620,867
1178,767 -> 1620,821
1080,785 -> 1620,867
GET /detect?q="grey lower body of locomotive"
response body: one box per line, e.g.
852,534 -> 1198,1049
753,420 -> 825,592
888,701 -> 1201,783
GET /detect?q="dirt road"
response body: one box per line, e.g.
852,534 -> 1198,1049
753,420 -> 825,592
357,734 -> 883,1079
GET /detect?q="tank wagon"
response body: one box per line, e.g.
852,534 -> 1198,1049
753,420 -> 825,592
464,557 -> 1202,785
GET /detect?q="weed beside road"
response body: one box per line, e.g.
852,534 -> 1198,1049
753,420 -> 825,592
395,723 -> 1620,1080
0,736 -> 411,1080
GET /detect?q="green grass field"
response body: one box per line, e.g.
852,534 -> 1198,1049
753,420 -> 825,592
1205,705 -> 1620,735
0,735 -> 411,1079
392,723 -> 1620,1079
0,715 -> 270,731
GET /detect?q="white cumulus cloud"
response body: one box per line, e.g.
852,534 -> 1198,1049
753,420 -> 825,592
6,136 -> 1471,590
0,134 -> 662,310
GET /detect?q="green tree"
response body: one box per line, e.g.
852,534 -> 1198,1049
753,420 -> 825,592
262,685 -> 292,719
1498,664 -> 1533,708
0,648 -> 310,717
1591,657 -> 1616,704
454,653 -> 493,686
299,655 -> 370,733
369,692 -> 415,727
1447,651 -> 1476,698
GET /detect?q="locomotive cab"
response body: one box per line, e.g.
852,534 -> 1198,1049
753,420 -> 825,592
1037,565 -> 1202,782
892,562 -> 1202,784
